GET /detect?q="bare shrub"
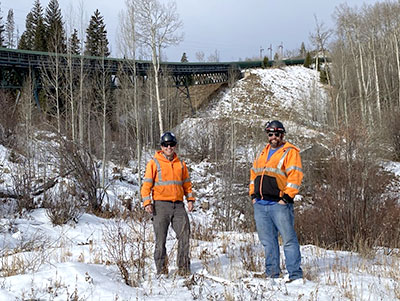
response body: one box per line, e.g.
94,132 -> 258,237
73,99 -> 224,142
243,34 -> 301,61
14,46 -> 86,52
296,124 -> 400,251
0,230 -> 51,277
11,158 -> 36,213
230,189 -> 256,233
178,120 -> 213,161
386,109 -> 400,161
0,90 -> 18,147
239,242 -> 263,272
103,202 -> 151,287
190,220 -> 216,242
45,180 -> 83,225
55,138 -> 102,213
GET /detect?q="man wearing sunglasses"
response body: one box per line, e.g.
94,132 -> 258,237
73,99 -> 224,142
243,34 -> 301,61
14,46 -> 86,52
249,120 -> 303,283
141,131 -> 195,277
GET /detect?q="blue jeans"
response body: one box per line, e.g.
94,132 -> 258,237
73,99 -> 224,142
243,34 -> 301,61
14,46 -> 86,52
253,202 -> 303,279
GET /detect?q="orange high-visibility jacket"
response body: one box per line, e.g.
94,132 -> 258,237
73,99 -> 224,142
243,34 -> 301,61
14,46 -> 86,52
249,142 -> 303,201
141,151 -> 195,207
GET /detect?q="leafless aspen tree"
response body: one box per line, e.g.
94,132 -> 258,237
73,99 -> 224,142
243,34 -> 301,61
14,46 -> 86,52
195,51 -> 205,62
133,0 -> 183,136
40,50 -> 63,134
332,2 -> 400,129
63,2 -> 82,142
207,49 -> 220,62
93,55 -> 112,189
77,1 -> 88,146
118,0 -> 143,192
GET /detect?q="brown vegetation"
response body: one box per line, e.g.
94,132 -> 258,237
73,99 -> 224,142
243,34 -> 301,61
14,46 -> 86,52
296,123 -> 400,251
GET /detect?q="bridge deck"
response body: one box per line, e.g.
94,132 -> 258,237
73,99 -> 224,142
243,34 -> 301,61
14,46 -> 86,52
0,47 -> 246,75
1,47 -> 309,89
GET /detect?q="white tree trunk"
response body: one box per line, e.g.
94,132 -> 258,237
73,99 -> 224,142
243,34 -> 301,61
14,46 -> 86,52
79,57 -> 84,145
394,32 -> 400,108
371,38 -> 382,123
152,43 -> 163,136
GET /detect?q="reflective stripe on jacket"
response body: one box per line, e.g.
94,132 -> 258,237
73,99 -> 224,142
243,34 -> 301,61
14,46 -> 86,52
249,142 -> 303,201
141,150 -> 195,207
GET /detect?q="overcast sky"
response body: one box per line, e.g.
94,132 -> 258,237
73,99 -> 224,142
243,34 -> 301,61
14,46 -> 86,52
1,0 -> 387,62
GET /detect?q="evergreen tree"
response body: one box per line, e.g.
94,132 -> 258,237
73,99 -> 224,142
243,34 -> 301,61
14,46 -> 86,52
0,5 -> 5,47
304,52 -> 312,68
84,9 -> 110,57
19,0 -> 47,51
300,42 -> 306,58
34,16 -> 47,51
18,12 -> 35,50
18,32 -> 28,49
68,28 -> 80,55
180,52 -> 188,62
263,56 -> 269,68
319,69 -> 329,84
5,9 -> 15,48
44,0 -> 66,53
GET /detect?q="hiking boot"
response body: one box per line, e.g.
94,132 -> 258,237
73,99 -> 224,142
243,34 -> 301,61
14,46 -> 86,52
285,277 -> 303,284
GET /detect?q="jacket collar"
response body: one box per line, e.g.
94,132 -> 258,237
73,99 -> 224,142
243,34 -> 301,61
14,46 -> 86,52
265,141 -> 300,152
155,150 -> 178,162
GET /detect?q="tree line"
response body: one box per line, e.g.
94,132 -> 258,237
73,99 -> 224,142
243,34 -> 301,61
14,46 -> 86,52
0,0 -> 110,57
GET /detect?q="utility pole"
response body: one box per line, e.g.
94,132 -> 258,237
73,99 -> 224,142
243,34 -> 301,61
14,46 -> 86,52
279,42 -> 284,59
268,44 -> 272,59
260,46 -> 264,59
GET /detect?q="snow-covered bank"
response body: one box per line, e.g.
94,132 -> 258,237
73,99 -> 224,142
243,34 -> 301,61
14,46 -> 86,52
0,209 -> 399,300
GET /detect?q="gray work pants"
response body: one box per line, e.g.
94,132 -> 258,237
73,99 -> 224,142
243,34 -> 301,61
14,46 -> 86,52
152,201 -> 190,273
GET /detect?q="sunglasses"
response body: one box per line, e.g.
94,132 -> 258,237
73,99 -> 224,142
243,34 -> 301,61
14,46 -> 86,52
161,142 -> 177,147
267,132 -> 282,137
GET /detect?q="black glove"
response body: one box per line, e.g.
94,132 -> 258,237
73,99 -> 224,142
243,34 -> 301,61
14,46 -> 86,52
282,193 -> 294,204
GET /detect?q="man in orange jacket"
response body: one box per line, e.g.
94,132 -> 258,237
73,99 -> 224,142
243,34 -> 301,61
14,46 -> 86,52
141,131 -> 195,276
250,120 -> 303,282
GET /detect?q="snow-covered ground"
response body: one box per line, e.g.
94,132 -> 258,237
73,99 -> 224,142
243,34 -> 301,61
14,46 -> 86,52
0,66 -> 399,300
0,209 -> 399,300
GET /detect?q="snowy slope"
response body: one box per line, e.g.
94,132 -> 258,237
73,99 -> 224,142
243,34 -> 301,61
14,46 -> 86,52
177,66 -> 329,155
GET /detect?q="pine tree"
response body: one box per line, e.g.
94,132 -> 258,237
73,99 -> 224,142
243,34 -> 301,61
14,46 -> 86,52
44,0 -> 66,53
263,56 -> 269,68
5,9 -> 15,48
18,33 -> 27,49
34,17 -> 47,51
84,9 -> 110,57
300,42 -> 306,58
180,52 -> 188,62
304,52 -> 312,68
0,5 -> 5,47
319,69 -> 328,84
18,12 -> 34,50
19,0 -> 47,51
68,28 -> 80,55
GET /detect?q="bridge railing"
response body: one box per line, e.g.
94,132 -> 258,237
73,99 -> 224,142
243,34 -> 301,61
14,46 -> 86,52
1,47 -> 311,89
0,47 -> 246,75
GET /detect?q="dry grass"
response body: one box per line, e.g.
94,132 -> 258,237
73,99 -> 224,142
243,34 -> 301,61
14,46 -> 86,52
190,220 -> 216,242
